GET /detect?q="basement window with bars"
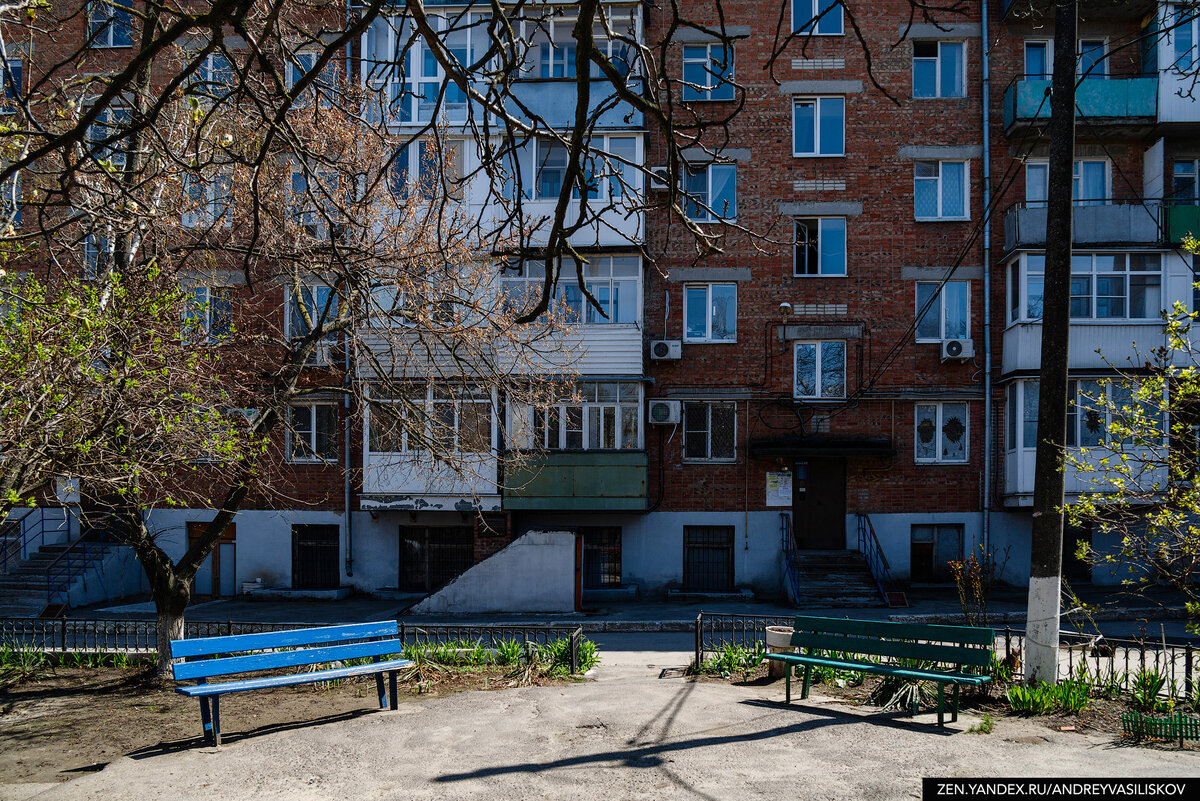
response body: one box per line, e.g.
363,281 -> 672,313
683,401 -> 736,461
581,527 -> 622,588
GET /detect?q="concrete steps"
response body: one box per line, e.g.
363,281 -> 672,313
0,542 -> 120,608
790,550 -> 885,607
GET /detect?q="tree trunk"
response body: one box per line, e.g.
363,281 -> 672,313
148,566 -> 191,681
1025,0 -> 1077,685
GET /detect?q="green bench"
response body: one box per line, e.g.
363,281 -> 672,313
763,615 -> 994,727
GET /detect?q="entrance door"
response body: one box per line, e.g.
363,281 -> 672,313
398,526 -> 474,593
792,458 -> 846,549
187,522 -> 236,598
1063,521 -> 1093,584
292,525 -> 340,590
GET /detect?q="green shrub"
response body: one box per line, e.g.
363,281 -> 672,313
0,641 -> 51,687
495,639 -> 522,666
1007,682 -> 1057,715
699,644 -> 765,678
1131,669 -> 1173,713
967,713 -> 995,734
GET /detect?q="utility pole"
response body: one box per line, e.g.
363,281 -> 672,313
1025,0 -> 1077,684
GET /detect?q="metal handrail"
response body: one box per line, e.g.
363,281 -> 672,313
44,526 -> 113,606
856,513 -> 899,605
0,508 -> 68,576
778,512 -> 803,606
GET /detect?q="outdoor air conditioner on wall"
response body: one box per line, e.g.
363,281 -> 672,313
650,339 -> 682,360
647,399 -> 682,424
941,338 -> 975,360
648,166 -> 669,190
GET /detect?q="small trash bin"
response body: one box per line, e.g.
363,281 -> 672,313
765,626 -> 795,678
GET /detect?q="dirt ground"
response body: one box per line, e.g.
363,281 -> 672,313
0,664 -> 565,785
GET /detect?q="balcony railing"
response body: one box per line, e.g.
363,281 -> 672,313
1002,0 -> 1155,21
1003,75 -> 1157,133
1002,200 -> 1163,251
1165,203 -> 1200,245
503,451 -> 647,511
505,78 -> 644,130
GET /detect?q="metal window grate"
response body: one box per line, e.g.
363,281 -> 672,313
683,526 -> 734,592
581,527 -> 622,588
399,526 -> 474,593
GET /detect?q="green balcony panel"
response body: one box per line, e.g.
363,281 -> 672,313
1004,77 -> 1157,131
504,451 -> 647,511
1168,205 -> 1200,245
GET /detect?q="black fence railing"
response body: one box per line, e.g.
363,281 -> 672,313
696,612 -> 1198,703
0,618 -> 587,673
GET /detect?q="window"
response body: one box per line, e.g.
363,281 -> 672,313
1,59 -> 21,111
188,51 -> 233,101
1010,252 -> 1162,323
683,401 -> 736,461
501,255 -> 640,325
1173,160 -> 1198,204
181,174 -> 233,228
684,284 -> 736,342
83,232 -> 113,279
683,163 -> 736,222
502,136 -> 638,202
368,385 -> 492,455
682,44 -> 735,101
289,165 -> 344,237
915,281 -> 969,341
1,170 -> 18,227
1005,380 -> 1043,450
287,284 -> 338,364
581,527 -> 622,588
390,140 -> 465,200
792,97 -> 844,156
914,160 -> 967,220
794,341 -> 846,399
508,381 -> 641,451
287,403 -> 338,462
85,103 -> 131,169
1024,40 -> 1051,79
184,286 -> 233,343
1025,160 -> 1108,208
287,51 -> 337,109
792,0 -> 843,35
1171,4 -> 1200,71
1008,378 -> 1164,451
1078,39 -> 1107,78
88,0 -> 133,48
913,41 -> 965,98
794,218 -> 847,276
914,402 -> 969,463
683,526 -> 734,592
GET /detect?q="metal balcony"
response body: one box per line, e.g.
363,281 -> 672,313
1003,201 -> 1163,252
1002,76 -> 1157,136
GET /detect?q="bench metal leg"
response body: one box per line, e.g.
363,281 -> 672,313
199,697 -> 213,745
389,671 -> 398,711
211,696 -> 222,747
937,684 -> 945,728
952,684 -> 960,723
801,665 -> 812,700
375,672 -> 388,709
784,665 -> 791,703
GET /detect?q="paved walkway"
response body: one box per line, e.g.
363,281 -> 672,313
9,636 -> 1195,801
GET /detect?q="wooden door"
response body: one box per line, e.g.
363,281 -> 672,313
187,522 -> 237,598
792,458 -> 846,549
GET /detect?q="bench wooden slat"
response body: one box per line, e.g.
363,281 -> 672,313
791,615 -> 996,646
173,638 -> 405,681
175,658 -> 413,696
765,653 -> 992,684
170,620 -> 398,659
788,631 -> 992,667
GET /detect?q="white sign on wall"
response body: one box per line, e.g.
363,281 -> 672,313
765,472 -> 792,507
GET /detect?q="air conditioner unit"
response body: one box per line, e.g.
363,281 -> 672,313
941,338 -> 975,360
650,339 -> 682,360
647,399 -> 682,424
648,166 -> 669,190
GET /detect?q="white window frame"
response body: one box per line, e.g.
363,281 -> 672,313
286,402 -> 339,463
1078,38 -> 1108,79
792,0 -> 843,36
1,58 -> 21,112
286,283 -> 338,364
1024,39 -> 1052,79
1169,4 -> 1200,72
85,102 -> 131,169
88,0 -> 133,49
181,173 -> 233,229
508,382 -> 642,451
794,217 -> 847,276
501,255 -> 642,325
915,281 -> 970,342
914,401 -> 970,464
287,50 -> 337,109
682,401 -> 737,462
914,160 -> 969,221
184,285 -> 233,344
683,283 -> 737,343
1173,159 -> 1199,203
367,385 -> 495,456
1008,252 -> 1163,323
793,340 -> 847,400
1024,159 -> 1110,208
83,231 -> 113,279
682,43 -> 735,102
791,96 -> 844,157
682,162 -> 737,223
912,40 -> 966,99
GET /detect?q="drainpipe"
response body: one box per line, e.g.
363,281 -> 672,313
981,0 -> 994,555
343,3 -> 356,580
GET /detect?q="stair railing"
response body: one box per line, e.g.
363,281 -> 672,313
1,508 -> 70,576
44,523 -> 114,607
779,512 -> 804,606
856,513 -> 907,608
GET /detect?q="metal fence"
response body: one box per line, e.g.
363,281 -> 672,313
0,618 -> 587,673
695,612 -> 1199,703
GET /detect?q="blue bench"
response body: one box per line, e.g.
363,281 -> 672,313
171,620 -> 412,746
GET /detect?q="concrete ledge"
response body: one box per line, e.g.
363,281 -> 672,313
250,587 -> 353,600
583,585 -> 639,603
